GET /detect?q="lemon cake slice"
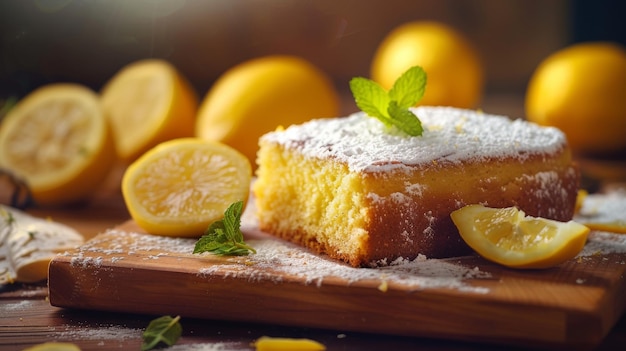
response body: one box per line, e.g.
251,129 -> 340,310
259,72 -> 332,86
253,107 -> 580,267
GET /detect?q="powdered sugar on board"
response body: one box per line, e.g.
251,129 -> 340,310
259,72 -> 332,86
60,228 -> 492,294
573,191 -> 626,264
199,239 -> 491,293
578,231 -> 626,257
575,191 -> 626,233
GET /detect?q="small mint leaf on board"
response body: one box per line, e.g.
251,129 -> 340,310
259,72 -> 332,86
193,201 -> 256,256
349,65 -> 427,136
142,315 -> 182,351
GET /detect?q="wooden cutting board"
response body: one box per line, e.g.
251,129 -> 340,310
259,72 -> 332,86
48,207 -> 626,350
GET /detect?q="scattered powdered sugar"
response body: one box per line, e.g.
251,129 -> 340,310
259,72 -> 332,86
234,240 -> 491,293
70,253 -> 103,268
573,192 -> 626,260
1,299 -> 35,312
261,107 -> 566,173
165,342 -> 246,351
65,230 -> 197,267
19,288 -> 45,297
54,325 -> 141,341
577,231 -> 626,257
575,192 -> 626,230
63,226 -> 491,294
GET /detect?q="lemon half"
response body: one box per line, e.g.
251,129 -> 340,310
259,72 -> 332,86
122,138 -> 252,237
101,59 -> 198,162
0,84 -> 116,206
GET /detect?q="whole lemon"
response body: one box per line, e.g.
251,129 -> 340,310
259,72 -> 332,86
371,21 -> 484,109
526,42 -> 626,155
195,56 -> 340,168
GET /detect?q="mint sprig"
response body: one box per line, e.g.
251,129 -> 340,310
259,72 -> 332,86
193,201 -> 256,256
142,315 -> 182,351
349,66 -> 427,136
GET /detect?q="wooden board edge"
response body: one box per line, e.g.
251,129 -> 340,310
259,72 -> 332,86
47,253 -> 610,349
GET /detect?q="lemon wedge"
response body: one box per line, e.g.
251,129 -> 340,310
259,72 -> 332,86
451,205 -> 590,269
122,138 -> 252,237
0,83 -> 116,206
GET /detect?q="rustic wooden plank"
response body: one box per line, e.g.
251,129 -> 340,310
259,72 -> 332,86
48,224 -> 626,350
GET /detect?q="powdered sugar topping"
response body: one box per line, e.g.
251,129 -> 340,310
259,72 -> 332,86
261,107 -> 566,172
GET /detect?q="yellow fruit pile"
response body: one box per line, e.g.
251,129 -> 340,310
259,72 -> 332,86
0,55 -> 339,237
0,59 -> 199,207
124,56 -> 338,235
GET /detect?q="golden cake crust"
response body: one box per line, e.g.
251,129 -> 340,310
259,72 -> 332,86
254,107 -> 580,267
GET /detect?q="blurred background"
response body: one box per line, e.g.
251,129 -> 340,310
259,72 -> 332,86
1,0 -> 624,119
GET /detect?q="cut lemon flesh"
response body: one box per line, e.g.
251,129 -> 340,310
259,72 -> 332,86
451,205 -> 590,269
0,84 -> 116,206
101,59 -> 198,162
122,138 -> 252,237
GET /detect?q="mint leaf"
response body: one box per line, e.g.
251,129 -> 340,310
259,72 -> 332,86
142,315 -> 182,351
349,66 -> 427,136
193,201 -> 256,256
223,200 -> 244,242
388,66 -> 427,108
349,77 -> 390,125
388,101 -> 424,136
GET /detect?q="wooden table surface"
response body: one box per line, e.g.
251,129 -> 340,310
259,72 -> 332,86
2,96 -> 626,351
